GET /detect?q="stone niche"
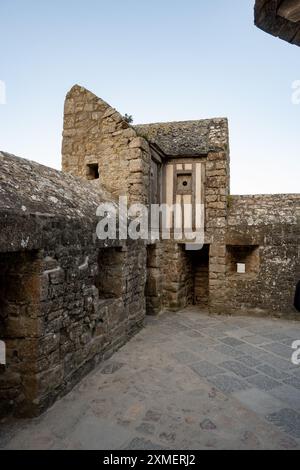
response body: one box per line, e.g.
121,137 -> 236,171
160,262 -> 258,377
188,244 -> 210,306
96,247 -> 125,299
0,251 -> 41,417
226,245 -> 260,278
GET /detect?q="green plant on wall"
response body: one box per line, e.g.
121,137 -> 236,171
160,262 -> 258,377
123,114 -> 133,124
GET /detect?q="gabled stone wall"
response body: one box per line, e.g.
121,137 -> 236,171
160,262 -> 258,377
62,85 -> 151,205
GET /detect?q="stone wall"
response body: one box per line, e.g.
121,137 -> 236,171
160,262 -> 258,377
0,152 -> 147,417
225,194 -> 300,317
135,118 -> 230,313
160,241 -> 193,311
206,149 -> 230,313
0,241 -> 146,418
62,85 -> 151,205
0,251 -> 41,418
62,87 -> 233,314
61,86 -> 299,319
145,243 -> 163,316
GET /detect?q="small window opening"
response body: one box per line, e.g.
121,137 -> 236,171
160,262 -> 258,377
86,163 -> 99,180
177,173 -> 192,193
96,248 -> 124,300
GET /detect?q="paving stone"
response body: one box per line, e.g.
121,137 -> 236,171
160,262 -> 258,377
278,338 -> 298,346
226,319 -> 251,328
257,352 -> 296,371
262,332 -> 294,342
2,308 -> 300,451
224,328 -> 252,339
146,317 -> 159,325
266,409 -> 300,439
241,335 -> 271,345
200,419 -> 217,430
178,318 -> 199,328
269,385 -> 300,411
236,344 -> 266,358
214,344 -> 245,359
246,325 -> 278,335
291,368 -> 300,378
186,341 -> 209,353
135,422 -> 155,435
192,336 -> 217,348
239,430 -> 261,448
207,374 -> 249,394
262,343 -> 293,360
159,432 -> 176,444
65,414 -> 131,450
256,364 -> 290,380
220,361 -> 257,378
5,429 -> 58,450
283,328 -> 300,340
233,388 -> 286,416
218,323 -> 241,332
277,436 -> 299,449
202,322 -> 229,330
194,348 -> 233,365
219,337 -> 246,347
283,376 -> 300,390
144,410 -> 162,423
200,328 -> 227,338
182,329 -> 206,339
124,437 -> 165,450
247,374 -> 281,391
173,351 -> 201,365
100,362 -> 124,375
235,355 -> 262,368
190,361 -> 224,378
189,318 -> 218,328
40,398 -> 89,439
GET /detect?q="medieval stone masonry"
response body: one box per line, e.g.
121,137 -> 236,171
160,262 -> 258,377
0,84 -> 299,418
255,0 -> 300,47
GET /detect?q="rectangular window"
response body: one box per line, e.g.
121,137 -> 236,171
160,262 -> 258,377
86,163 -> 99,180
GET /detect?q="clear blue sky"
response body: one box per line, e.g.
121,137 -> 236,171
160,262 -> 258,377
0,0 -> 299,194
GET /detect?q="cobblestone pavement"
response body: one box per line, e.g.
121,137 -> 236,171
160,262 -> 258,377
1,307 -> 300,450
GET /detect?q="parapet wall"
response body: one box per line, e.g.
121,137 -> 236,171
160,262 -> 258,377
225,194 -> 300,316
0,152 -> 147,417
228,194 -> 299,229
